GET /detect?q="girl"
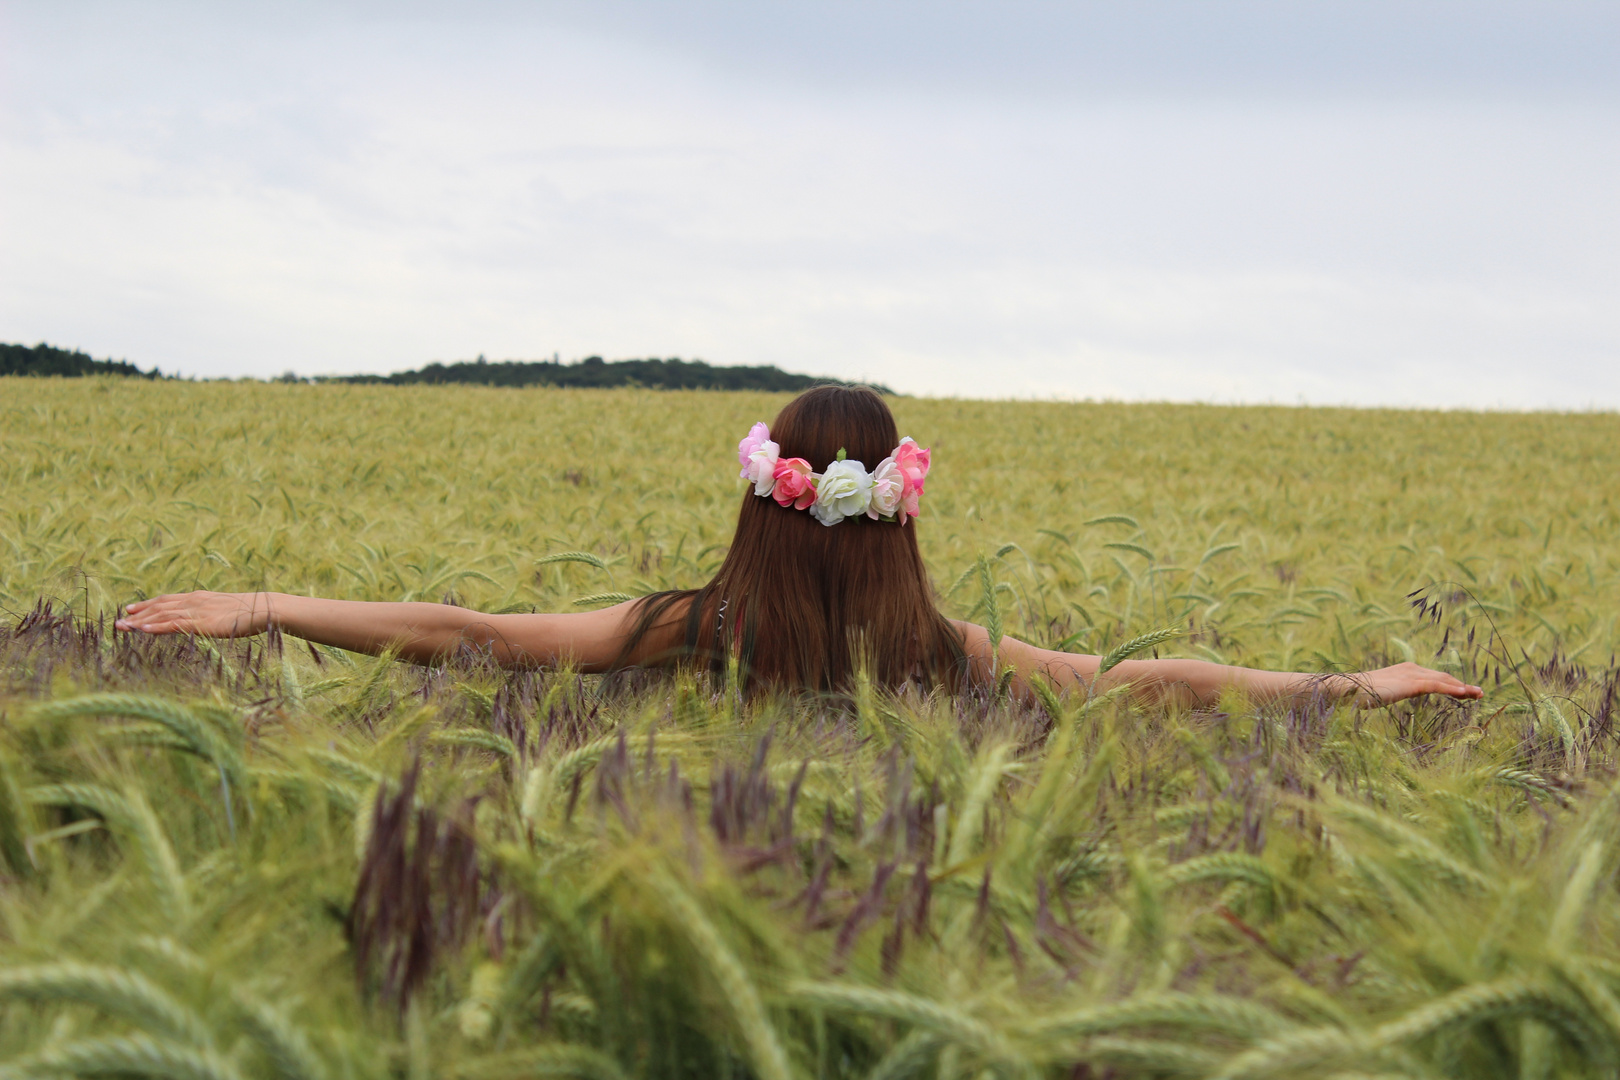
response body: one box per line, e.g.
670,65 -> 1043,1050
117,386 -> 1481,708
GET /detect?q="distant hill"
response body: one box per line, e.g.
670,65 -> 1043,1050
325,355 -> 890,394
1,342 -> 161,379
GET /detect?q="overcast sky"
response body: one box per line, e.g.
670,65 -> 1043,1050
2,1 -> 1617,405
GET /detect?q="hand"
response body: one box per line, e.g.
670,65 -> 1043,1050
1335,662 -> 1483,707
116,591 -> 274,638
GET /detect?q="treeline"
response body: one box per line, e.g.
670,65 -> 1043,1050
324,355 -> 887,393
3,342 -> 887,393
1,342 -> 162,379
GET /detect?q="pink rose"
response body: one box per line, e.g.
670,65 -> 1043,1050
771,457 -> 817,510
868,457 -> 905,520
891,437 -> 930,518
737,421 -> 780,495
738,421 -> 771,474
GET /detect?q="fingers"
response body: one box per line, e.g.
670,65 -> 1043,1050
116,591 -> 264,638
1414,666 -> 1483,699
1387,663 -> 1484,701
1425,677 -> 1479,698
1349,664 -> 1485,707
1418,679 -> 1482,699
117,593 -> 195,635
1430,671 -> 1484,698
119,618 -> 190,636
117,607 -> 182,634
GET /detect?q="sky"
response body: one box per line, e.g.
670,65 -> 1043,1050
2,1 -> 1617,406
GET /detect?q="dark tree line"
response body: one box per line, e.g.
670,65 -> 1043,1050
3,343 -> 888,393
326,355 -> 889,393
1,342 -> 162,379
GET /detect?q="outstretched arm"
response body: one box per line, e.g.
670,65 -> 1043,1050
952,621 -> 1482,707
117,591 -> 682,671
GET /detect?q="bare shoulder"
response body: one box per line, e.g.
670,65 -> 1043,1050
480,596 -> 692,671
617,594 -> 693,668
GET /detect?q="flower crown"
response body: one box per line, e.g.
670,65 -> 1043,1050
737,422 -> 931,527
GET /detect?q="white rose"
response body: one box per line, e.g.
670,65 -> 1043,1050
867,456 -> 904,519
810,459 -> 873,526
744,440 -> 780,495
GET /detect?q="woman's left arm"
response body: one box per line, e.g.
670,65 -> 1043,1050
952,621 -> 1482,707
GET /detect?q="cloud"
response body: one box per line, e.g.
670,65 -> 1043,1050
1,1 -> 1616,405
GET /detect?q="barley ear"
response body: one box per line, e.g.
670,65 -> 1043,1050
29,693 -> 246,787
947,742 -> 1015,865
1029,735 -> 1116,867
537,550 -> 610,572
1097,627 -> 1182,677
0,751 -> 38,878
1554,959 -> 1620,1046
784,981 -> 1015,1064
431,727 -> 518,759
122,785 -> 191,927
138,934 -> 332,1080
1210,1027 -> 1358,1080
26,783 -> 190,925
1019,992 -> 1291,1045
1161,853 -> 1276,893
235,995 -> 330,1080
11,1035 -> 246,1080
1029,675 -> 1063,723
1085,1037 -> 1226,1077
573,592 -> 635,607
649,867 -> 794,1080
1548,838 -> 1608,952
861,1028 -> 939,1080
1535,694 -> 1578,774
1367,977 -> 1613,1070
978,556 -> 1002,658
449,1044 -> 629,1080
0,963 -> 214,1048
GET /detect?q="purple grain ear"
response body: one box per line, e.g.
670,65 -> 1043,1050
833,859 -> 897,970
348,759 -> 483,1011
972,867 -> 993,930
907,859 -> 931,938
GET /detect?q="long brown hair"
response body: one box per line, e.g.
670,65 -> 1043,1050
620,385 -> 964,693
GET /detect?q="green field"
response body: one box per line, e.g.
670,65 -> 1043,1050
3,379 -> 1620,1079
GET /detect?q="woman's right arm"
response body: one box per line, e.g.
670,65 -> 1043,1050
117,591 -> 681,671
952,620 -> 1482,708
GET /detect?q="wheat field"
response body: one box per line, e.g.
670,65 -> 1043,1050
2,378 -> 1620,1079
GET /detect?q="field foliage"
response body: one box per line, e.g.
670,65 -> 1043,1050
2,379 -> 1620,1079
